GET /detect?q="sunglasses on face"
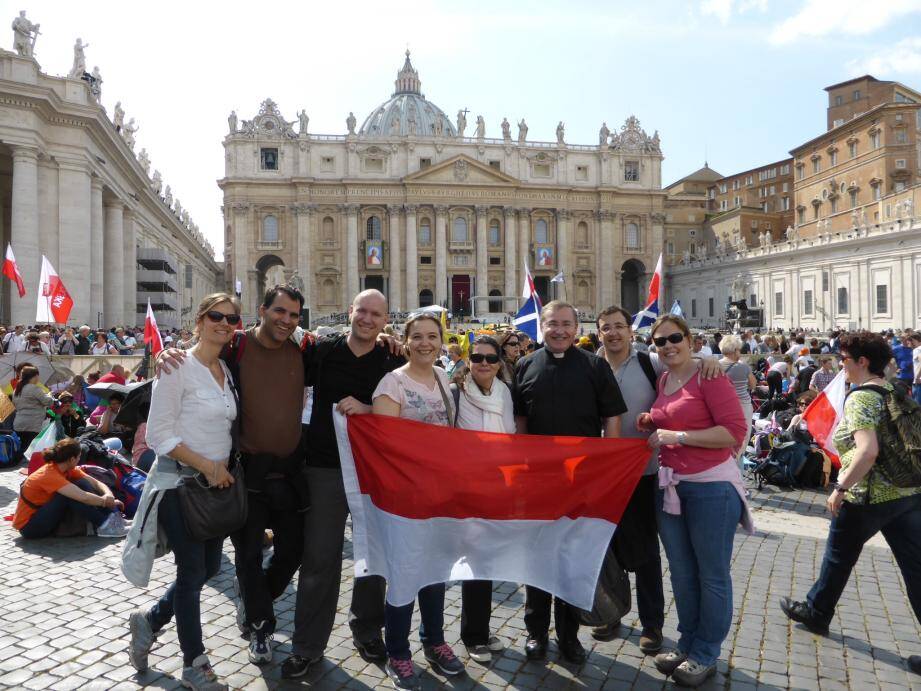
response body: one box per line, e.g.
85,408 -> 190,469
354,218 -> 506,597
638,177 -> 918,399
505,341 -> 519,347
205,310 -> 241,325
653,333 -> 685,348
470,353 -> 500,364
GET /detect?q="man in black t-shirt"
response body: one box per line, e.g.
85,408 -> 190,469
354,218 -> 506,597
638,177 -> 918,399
284,289 -> 404,679
514,301 -> 627,666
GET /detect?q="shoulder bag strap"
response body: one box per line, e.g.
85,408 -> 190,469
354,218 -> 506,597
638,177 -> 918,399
637,350 -> 658,390
434,374 -> 456,428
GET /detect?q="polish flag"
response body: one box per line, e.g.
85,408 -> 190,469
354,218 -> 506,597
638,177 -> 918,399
802,370 -> 847,467
334,411 -> 649,608
144,299 -> 164,357
2,244 -> 25,298
35,256 -> 73,324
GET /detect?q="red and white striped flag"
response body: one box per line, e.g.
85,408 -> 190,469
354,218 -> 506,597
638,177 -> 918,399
334,412 -> 649,608
802,370 -> 847,467
144,299 -> 164,357
2,244 -> 25,298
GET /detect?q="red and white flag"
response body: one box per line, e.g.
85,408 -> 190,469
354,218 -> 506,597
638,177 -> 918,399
2,244 -> 25,298
334,412 -> 649,608
144,299 -> 164,357
35,256 -> 73,324
802,370 -> 847,467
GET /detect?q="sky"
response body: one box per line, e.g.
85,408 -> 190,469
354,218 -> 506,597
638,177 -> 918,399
5,0 -> 921,260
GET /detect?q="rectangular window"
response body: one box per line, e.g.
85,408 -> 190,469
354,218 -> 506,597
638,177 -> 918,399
624,161 -> 640,182
691,299 -> 697,318
830,151 -> 838,166
849,141 -> 858,158
896,159 -> 907,169
798,207 -> 806,224
849,189 -> 858,208
719,183 -> 727,194
734,196 -> 741,207
812,158 -> 821,174
420,256 -> 432,265
876,284 -> 888,314
185,264 -> 193,290
533,163 -> 551,177
751,220 -> 758,229
830,198 -> 838,214
667,240 -> 675,255
871,131 -> 880,149
782,182 -> 789,193
833,118 -> 845,128
782,196 -> 790,211
896,129 -> 908,145
803,289 -> 813,315
796,165 -> 804,181
488,160 -> 501,171
780,164 -> 790,175
260,147 -> 279,170
874,185 -> 882,201
419,158 -> 432,169
822,272 -> 829,292
835,95 -> 843,106
895,181 -> 907,192
853,90 -> 861,101
719,200 -> 728,211
708,297 -> 714,317
489,256 -> 501,265
837,286 -> 849,313
746,175 -> 753,185
775,291 -> 784,316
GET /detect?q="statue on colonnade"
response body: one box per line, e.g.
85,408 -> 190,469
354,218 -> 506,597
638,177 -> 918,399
11,11 -> 39,57
67,38 -> 88,78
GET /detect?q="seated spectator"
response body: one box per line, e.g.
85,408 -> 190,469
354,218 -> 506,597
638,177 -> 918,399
54,392 -> 86,438
98,365 -> 127,385
131,403 -> 154,472
13,438 -> 129,539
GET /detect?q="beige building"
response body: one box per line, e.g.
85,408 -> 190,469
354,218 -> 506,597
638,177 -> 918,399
221,54 -> 667,322
0,36 -> 220,329
663,164 -> 721,266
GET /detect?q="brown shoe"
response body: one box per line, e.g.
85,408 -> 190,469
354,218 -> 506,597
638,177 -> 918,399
590,620 -> 621,641
639,628 -> 663,655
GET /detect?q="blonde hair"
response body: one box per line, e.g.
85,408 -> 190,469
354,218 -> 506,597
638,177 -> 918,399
719,334 -> 743,355
193,292 -> 241,337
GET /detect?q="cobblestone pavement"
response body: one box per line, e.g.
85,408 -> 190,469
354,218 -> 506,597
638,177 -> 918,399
1,465 -> 919,690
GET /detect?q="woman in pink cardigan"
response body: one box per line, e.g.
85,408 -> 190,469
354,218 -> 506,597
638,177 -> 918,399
637,315 -> 751,687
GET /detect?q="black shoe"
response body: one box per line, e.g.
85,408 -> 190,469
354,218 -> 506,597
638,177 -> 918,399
909,656 -> 921,676
591,620 -> 621,641
524,635 -> 548,660
779,597 -> 829,635
556,637 -> 587,665
281,653 -> 322,679
354,636 -> 387,663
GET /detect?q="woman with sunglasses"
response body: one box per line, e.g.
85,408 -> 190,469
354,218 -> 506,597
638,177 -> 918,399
372,312 -> 464,689
126,293 -> 241,691
453,335 -> 515,663
637,315 -> 750,687
497,331 -> 521,385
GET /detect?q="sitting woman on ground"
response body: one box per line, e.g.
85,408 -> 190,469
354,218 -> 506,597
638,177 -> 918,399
637,315 -> 750,688
13,437 -> 128,539
372,312 -> 465,689
125,292 -> 240,690
54,392 -> 86,438
12,366 -> 54,464
496,331 -> 521,386
780,332 -> 921,677
453,335 -> 514,663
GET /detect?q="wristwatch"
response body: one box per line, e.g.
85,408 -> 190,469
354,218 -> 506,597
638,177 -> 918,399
676,432 -> 688,445
832,482 -> 848,493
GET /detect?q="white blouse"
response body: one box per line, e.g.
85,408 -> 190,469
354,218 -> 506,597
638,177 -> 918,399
146,354 -> 237,463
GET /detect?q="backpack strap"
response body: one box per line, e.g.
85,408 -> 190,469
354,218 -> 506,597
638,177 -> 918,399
434,374 -> 457,428
637,351 -> 658,391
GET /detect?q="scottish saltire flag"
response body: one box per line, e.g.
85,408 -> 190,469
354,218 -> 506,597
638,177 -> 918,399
334,411 -> 649,607
669,299 -> 684,318
632,253 -> 663,329
513,263 -> 544,343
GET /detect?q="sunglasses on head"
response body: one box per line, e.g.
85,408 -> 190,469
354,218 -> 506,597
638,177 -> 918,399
469,353 -> 500,364
204,310 -> 241,325
653,333 -> 686,348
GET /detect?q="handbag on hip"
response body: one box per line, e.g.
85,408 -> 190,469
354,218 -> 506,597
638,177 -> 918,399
177,457 -> 247,541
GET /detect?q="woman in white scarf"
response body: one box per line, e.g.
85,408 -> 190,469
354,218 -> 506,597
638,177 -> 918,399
452,335 -> 515,663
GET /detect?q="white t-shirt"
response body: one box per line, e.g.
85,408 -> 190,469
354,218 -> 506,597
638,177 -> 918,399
769,361 -> 789,375
695,345 -> 713,357
913,345 -> 921,382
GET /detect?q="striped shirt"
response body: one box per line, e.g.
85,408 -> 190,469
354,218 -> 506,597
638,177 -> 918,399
809,368 -> 836,392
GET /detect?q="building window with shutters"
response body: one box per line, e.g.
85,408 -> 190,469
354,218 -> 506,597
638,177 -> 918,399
775,291 -> 784,316
876,284 -> 888,314
803,289 -> 813,315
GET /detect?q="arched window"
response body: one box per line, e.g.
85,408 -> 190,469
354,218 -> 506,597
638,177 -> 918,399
488,289 -> 502,312
535,218 -> 549,244
488,220 -> 500,246
419,218 -> 432,245
322,216 -> 334,241
419,289 -> 434,307
366,215 -> 382,240
576,221 -> 588,247
262,215 -> 278,243
321,278 -> 335,303
453,217 -> 468,242
625,222 -> 639,249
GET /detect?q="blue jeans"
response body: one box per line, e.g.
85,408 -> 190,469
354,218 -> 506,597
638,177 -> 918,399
147,489 -> 224,666
807,494 -> 921,625
657,481 -> 742,667
384,583 -> 446,660
19,478 -> 110,539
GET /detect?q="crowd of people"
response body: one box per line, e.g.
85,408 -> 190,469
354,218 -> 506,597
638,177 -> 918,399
5,284 -> 921,690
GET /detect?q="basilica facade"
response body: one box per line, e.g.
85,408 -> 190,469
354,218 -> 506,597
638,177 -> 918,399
221,53 -> 667,322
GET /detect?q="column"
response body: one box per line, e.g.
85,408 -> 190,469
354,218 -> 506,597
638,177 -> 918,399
518,208 -> 531,290
123,209 -> 137,325
57,161 -> 92,326
103,200 -> 125,326
435,205 -> 447,307
90,177 -> 104,321
599,210 -> 615,307
387,204 -> 402,312
346,204 -> 360,300
232,203 -> 250,316
10,145 -> 39,326
38,159 -> 58,267
295,204 -> 313,309
556,208 -> 571,301
503,207 -> 517,308
475,205 -> 488,305
404,205 -> 418,311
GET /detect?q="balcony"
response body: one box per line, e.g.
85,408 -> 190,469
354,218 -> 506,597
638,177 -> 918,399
449,240 -> 474,251
256,240 -> 283,250
136,269 -> 178,292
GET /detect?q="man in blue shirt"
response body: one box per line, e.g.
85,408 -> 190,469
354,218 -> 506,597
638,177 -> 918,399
892,334 -> 914,383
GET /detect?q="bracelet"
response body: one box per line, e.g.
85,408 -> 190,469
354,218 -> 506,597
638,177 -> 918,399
833,482 -> 849,493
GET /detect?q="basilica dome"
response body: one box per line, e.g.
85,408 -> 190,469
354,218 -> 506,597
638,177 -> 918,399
358,52 -> 456,138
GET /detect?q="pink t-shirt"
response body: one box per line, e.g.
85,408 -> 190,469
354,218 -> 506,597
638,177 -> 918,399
650,371 -> 748,475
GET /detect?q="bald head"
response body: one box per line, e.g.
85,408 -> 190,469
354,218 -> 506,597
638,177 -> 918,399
349,289 -> 388,345
352,289 -> 388,312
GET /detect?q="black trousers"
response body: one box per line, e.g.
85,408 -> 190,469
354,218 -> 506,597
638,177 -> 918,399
230,478 -> 305,634
766,370 -> 784,399
524,586 -> 581,642
460,580 -> 493,646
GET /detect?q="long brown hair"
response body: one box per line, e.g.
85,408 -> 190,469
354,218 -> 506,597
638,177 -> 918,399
43,438 -> 81,464
14,366 -> 40,396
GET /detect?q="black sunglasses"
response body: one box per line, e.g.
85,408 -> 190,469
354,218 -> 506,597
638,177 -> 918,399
653,333 -> 686,348
205,310 -> 241,325
470,353 -> 501,364
504,341 -> 519,347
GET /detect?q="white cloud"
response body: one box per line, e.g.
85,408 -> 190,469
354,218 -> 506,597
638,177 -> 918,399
847,37 -> 921,75
700,0 -> 768,24
769,0 -> 921,44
